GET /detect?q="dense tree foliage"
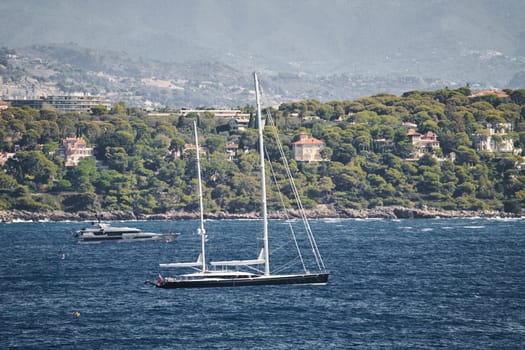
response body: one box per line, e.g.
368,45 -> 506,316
1,88 -> 525,215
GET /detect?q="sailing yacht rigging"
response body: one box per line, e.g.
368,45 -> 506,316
154,74 -> 329,288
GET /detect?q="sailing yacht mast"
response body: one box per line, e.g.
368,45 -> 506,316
254,72 -> 270,276
194,120 -> 207,273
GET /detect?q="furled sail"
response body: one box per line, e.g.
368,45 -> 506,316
160,254 -> 203,268
210,249 -> 265,266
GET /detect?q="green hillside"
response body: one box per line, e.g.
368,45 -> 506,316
1,87 -> 524,216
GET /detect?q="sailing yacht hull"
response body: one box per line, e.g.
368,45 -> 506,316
157,272 -> 329,289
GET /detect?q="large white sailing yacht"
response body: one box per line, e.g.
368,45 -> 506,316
154,73 -> 329,288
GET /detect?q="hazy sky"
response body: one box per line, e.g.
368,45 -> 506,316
1,0 -> 525,77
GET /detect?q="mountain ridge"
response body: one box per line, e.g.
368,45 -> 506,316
1,44 -> 523,109
1,0 -> 525,79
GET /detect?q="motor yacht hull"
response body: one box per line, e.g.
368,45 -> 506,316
77,233 -> 178,243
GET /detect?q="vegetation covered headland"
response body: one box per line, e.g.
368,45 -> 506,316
1,86 -> 524,221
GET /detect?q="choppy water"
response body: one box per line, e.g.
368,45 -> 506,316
0,218 -> 524,349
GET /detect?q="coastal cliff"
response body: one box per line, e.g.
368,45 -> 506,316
1,206 -> 521,223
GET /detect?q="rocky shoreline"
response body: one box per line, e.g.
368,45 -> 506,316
0,206 -> 522,222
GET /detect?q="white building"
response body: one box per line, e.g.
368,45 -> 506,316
472,123 -> 516,154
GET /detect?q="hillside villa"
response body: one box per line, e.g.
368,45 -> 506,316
472,123 -> 520,154
228,116 -> 251,132
407,129 -> 441,159
292,132 -> 326,162
55,137 -> 94,167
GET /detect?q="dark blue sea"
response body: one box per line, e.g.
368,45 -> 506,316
1,218 -> 524,349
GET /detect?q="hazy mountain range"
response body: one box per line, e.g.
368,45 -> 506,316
1,0 -> 525,108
